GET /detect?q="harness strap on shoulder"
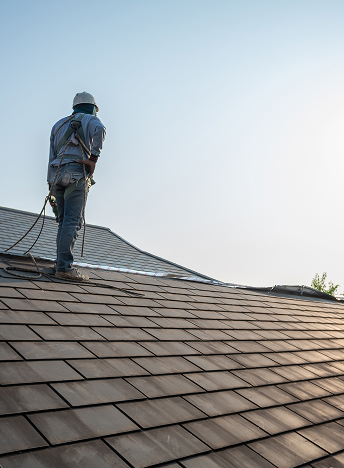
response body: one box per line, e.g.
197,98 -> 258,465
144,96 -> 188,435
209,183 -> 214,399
56,113 -> 86,155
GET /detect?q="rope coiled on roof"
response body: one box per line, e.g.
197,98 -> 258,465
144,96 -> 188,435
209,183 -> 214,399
2,254 -> 144,297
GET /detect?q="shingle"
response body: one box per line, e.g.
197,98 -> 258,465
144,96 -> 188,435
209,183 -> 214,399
139,341 -> 200,356
158,293 -> 193,302
0,416 -> 48,455
327,361 -> 344,373
129,283 -> 165,292
0,277 -> 38,289
67,358 -> 149,378
311,453 -> 344,468
0,384 -> 68,415
288,400 -> 344,423
219,311 -> 253,320
237,385 -> 298,407
151,307 -> 196,318
278,330 -> 312,339
82,341 -> 152,358
320,349 -> 344,360
127,374 -> 203,397
28,405 -> 138,445
185,310 -> 228,320
188,341 -> 239,354
233,368 -> 287,386
1,298 -> 68,311
278,381 -> 331,400
0,342 -> 21,360
285,340 -> 319,351
52,378 -> 144,406
0,360 -> 83,384
31,325 -> 104,341
0,288 -> 25,298
118,297 -> 161,308
264,352 -> 307,365
187,329 -> 234,341
77,285 -> 129,296
298,422 -> 344,453
185,319 -> 231,329
142,328 -> 198,341
228,341 -> 271,353
184,413 -> 266,449
184,389 -> 257,417
93,327 -> 155,341
106,425 -> 209,468
243,406 -> 310,435
92,270 -> 137,282
11,341 -> 95,359
253,330 -> 290,340
223,329 -> 263,340
187,302 -> 225,312
249,432 -> 326,468
230,353 -> 280,368
32,280 -> 85,293
101,315 -> 158,327
60,302 -> 117,314
271,365 -> 318,381
185,355 -> 243,371
303,362 -> 343,377
17,288 -> 77,301
70,293 -> 125,305
185,371 -> 250,391
258,341 -> 299,352
0,310 -> 55,325
0,440 -> 130,468
293,350 -> 331,362
322,394 -> 344,411
312,377 -> 344,394
180,445 -> 276,468
118,396 -> 206,428
110,305 -> 161,316
133,356 -> 201,374
0,324 -> 40,341
47,312 -> 112,326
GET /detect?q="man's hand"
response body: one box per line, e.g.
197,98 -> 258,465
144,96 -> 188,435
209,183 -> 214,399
78,159 -> 96,177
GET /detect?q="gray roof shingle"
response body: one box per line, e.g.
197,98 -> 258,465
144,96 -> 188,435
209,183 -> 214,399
0,206 -> 213,280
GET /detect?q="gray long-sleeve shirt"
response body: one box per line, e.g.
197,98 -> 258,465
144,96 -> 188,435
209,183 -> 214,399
47,113 -> 106,182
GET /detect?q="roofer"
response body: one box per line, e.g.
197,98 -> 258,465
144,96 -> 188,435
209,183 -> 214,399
47,92 -> 106,282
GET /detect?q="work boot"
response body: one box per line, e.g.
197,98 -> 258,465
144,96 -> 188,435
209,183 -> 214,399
55,269 -> 89,282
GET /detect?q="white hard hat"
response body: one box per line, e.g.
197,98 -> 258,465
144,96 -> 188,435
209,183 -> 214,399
73,92 -> 99,112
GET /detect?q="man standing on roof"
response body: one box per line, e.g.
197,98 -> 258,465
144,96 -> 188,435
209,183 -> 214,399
48,92 -> 106,282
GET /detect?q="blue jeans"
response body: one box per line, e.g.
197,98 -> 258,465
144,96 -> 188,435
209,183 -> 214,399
49,163 -> 88,272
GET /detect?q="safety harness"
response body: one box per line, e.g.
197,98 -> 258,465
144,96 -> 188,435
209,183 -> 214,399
53,113 -> 95,201
56,113 -> 86,156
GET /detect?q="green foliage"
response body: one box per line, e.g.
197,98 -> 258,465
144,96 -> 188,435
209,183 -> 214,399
311,272 -> 339,296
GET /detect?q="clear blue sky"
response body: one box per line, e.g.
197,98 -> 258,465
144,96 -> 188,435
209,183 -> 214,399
1,0 -> 344,287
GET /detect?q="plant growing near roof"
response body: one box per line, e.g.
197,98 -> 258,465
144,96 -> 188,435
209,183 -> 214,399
311,272 -> 339,296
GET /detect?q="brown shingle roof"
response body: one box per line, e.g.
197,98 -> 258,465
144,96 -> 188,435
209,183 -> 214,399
1,254 -> 344,467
